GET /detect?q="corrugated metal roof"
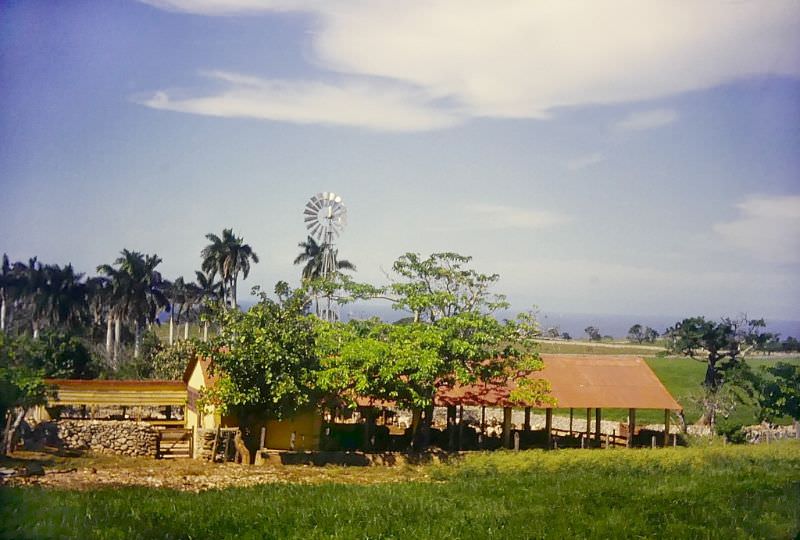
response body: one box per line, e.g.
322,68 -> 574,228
45,379 -> 187,406
435,354 -> 682,410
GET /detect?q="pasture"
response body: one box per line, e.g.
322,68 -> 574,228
2,443 -> 798,539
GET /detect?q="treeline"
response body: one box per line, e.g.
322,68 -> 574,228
0,228 -> 259,376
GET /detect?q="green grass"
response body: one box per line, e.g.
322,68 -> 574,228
2,444 -> 798,539
536,340 -> 663,355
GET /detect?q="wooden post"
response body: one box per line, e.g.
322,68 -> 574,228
586,408 -> 592,443
524,407 -> 531,431
210,427 -> 220,462
447,405 -> 457,451
545,408 -> 553,450
514,431 -> 520,451
458,406 -> 464,451
569,408 -> 573,435
503,407 -> 512,449
651,436 -> 656,449
480,406 -> 486,435
259,427 -> 266,450
673,433 -> 677,447
595,408 -> 602,447
663,409 -> 670,447
290,431 -> 296,451
627,408 -> 636,448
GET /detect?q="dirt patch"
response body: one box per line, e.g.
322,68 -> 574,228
0,450 -> 428,492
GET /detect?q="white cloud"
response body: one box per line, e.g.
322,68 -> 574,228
713,195 -> 800,263
431,204 -> 571,232
613,109 -> 678,131
566,152 -> 605,171
138,71 -> 462,131
139,1 -> 800,130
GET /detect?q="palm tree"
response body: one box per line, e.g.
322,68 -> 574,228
97,250 -> 169,359
0,254 -> 13,333
201,229 -> 259,309
36,263 -> 88,331
293,236 -> 356,280
13,257 -> 45,338
194,270 -> 222,341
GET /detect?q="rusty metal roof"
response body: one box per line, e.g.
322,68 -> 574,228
435,354 -> 682,410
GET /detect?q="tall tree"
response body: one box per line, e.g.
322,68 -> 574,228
97,250 -> 169,359
293,236 -> 356,280
666,315 -> 774,430
194,270 -> 223,342
316,252 -> 551,448
0,254 -> 15,333
201,229 -> 259,309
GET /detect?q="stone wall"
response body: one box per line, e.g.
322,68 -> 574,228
31,420 -> 158,457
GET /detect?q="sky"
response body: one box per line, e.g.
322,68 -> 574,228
1,0 -> 799,325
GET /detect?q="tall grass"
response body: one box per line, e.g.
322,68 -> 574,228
2,443 -> 798,539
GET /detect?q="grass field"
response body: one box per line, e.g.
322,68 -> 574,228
1,443 -> 798,539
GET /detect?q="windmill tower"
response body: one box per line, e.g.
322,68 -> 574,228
303,192 -> 347,321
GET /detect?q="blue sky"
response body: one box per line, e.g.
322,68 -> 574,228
1,0 -> 799,322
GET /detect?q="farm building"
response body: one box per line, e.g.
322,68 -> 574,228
183,355 -> 323,451
35,354 -> 682,458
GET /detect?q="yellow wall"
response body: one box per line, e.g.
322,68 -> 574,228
186,362 -> 218,430
264,409 -> 323,451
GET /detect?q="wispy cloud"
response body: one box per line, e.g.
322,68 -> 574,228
613,109 -> 678,131
713,195 -> 800,263
137,71 -> 462,132
566,152 -> 605,171
138,1 -> 799,130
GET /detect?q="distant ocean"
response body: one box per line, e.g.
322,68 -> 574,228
235,300 -> 800,340
340,303 -> 800,340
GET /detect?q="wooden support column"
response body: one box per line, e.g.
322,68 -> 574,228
503,407 -> 513,449
447,405 -> 457,451
545,408 -> 553,449
627,408 -> 636,448
480,406 -> 486,434
595,408 -> 602,447
458,405 -> 464,451
524,407 -> 531,431
569,408 -> 574,435
586,408 -> 592,440
664,409 -> 670,448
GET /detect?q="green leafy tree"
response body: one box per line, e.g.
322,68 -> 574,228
755,362 -> 799,422
627,324 -> 645,343
0,333 -> 48,455
315,252 -> 551,447
151,339 -> 199,380
644,326 -> 660,343
201,229 -> 259,309
584,326 -> 601,341
198,283 -> 319,421
666,315 -> 771,429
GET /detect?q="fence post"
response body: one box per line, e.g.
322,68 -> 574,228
514,432 -> 520,451
259,427 -> 266,451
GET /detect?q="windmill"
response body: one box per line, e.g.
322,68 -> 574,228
303,192 -> 348,321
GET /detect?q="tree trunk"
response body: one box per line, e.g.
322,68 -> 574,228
114,318 -> 121,366
184,321 -> 189,340
231,277 -> 238,310
203,321 -> 209,342
169,310 -> 174,346
3,408 -> 26,456
32,320 -> 39,339
134,320 -> 141,358
0,294 -> 5,332
105,318 -> 113,356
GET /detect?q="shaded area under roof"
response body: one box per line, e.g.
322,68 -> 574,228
435,354 -> 682,410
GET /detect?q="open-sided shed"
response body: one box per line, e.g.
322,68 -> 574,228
435,354 -> 681,448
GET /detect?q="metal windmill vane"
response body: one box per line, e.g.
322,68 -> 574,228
303,192 -> 347,321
